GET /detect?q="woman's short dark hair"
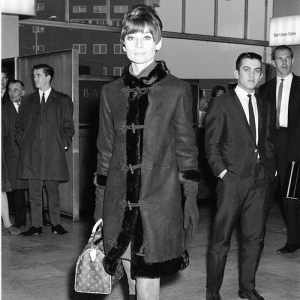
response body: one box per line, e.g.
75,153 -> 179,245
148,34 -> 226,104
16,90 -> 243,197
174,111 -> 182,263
120,5 -> 162,45
271,45 -> 294,60
235,52 -> 262,71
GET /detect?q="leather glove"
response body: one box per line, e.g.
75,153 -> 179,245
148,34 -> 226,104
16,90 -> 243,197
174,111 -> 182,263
183,181 -> 200,236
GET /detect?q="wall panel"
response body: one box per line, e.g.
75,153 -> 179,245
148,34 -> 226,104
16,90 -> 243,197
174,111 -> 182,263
156,0 -> 182,32
185,0 -> 214,35
218,0 -> 245,38
248,0 -> 265,40
158,38 -> 264,79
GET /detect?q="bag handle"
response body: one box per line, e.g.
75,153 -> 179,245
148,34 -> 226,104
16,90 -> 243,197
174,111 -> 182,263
92,218 -> 103,234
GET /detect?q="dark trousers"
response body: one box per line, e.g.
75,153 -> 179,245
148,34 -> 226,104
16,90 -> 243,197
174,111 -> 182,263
7,189 -> 27,227
206,167 -> 269,294
28,179 -> 61,227
275,128 -> 300,246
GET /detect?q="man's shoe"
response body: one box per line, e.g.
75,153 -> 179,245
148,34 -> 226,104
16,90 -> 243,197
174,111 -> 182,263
7,225 -> 21,235
52,224 -> 68,235
238,289 -> 264,300
276,244 -> 300,254
22,226 -> 42,236
206,291 -> 221,300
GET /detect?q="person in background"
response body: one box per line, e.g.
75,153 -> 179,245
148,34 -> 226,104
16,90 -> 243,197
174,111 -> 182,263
94,5 -> 200,300
16,64 -> 74,236
2,80 -> 28,229
1,67 -> 10,103
260,45 -> 300,254
2,103 -> 21,235
210,85 -> 226,101
205,52 -> 275,300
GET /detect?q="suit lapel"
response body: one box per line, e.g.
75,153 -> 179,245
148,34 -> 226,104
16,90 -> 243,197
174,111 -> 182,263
288,75 -> 300,127
256,93 -> 263,145
232,92 -> 256,145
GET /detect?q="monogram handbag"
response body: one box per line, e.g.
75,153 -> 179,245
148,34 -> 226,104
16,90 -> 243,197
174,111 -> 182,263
74,219 -> 112,294
285,161 -> 300,201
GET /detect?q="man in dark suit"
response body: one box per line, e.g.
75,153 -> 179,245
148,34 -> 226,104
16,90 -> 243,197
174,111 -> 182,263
205,52 -> 275,300
16,64 -> 74,236
260,45 -> 300,254
1,67 -> 10,103
3,80 -> 28,228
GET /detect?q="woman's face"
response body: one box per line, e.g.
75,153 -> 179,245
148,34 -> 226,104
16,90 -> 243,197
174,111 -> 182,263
123,27 -> 162,68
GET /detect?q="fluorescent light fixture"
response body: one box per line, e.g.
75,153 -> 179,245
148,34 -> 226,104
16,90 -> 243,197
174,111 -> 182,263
270,15 -> 300,46
2,0 -> 36,16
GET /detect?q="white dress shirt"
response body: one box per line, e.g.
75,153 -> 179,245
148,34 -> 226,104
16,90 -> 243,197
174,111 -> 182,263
39,88 -> 52,103
235,85 -> 259,145
276,73 -> 292,128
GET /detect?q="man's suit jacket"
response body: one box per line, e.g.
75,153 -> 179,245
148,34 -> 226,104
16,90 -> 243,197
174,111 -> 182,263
259,74 -> 300,161
2,100 -> 28,189
15,89 -> 74,181
205,90 -> 275,180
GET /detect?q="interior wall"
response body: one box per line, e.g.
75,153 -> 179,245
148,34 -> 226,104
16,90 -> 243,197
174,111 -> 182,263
157,39 -> 264,79
1,15 -> 19,59
272,0 -> 300,75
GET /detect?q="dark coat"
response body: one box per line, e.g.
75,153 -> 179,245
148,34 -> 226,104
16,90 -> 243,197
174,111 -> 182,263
16,89 -> 74,181
259,75 -> 300,161
97,72 -> 198,264
2,100 -> 28,189
205,90 -> 276,180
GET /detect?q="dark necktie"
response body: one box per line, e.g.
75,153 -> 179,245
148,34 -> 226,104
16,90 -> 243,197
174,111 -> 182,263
276,78 -> 284,128
41,93 -> 46,105
247,94 -> 256,143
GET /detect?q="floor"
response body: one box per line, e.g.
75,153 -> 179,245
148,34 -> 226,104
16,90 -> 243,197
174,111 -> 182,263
2,203 -> 300,300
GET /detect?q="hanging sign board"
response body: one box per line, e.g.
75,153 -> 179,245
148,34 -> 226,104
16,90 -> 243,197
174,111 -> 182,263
270,15 -> 300,46
2,0 -> 35,16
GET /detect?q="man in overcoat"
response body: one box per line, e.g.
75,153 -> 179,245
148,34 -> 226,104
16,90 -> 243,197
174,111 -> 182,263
3,80 -> 28,228
205,52 -> 275,300
260,45 -> 300,254
16,64 -> 74,236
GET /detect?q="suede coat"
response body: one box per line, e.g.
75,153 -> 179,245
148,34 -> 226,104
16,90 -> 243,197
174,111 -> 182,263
97,62 -> 198,274
2,100 -> 28,189
16,89 -> 74,181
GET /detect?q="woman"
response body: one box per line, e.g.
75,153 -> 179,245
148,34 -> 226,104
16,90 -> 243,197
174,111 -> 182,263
95,5 -> 200,300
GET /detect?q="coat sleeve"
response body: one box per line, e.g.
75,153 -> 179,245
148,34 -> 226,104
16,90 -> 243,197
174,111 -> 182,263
205,97 -> 227,177
61,95 -> 74,148
15,98 -> 27,148
174,83 -> 198,173
96,86 -> 114,178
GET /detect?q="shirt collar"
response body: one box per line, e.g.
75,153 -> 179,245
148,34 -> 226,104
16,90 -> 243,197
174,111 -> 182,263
277,72 -> 293,83
39,87 -> 52,100
235,85 -> 255,99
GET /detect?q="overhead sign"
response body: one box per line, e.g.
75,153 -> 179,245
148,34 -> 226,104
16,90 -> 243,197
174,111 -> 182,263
2,0 -> 35,16
270,15 -> 300,46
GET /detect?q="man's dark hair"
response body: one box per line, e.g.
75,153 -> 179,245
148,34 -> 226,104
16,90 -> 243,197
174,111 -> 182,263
1,66 -> 9,76
235,52 -> 262,70
211,85 -> 226,98
32,64 -> 54,81
271,45 -> 294,60
120,4 -> 163,45
8,79 -> 25,88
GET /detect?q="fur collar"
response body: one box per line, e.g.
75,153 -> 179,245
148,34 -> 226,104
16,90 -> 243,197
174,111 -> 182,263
123,60 -> 169,89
